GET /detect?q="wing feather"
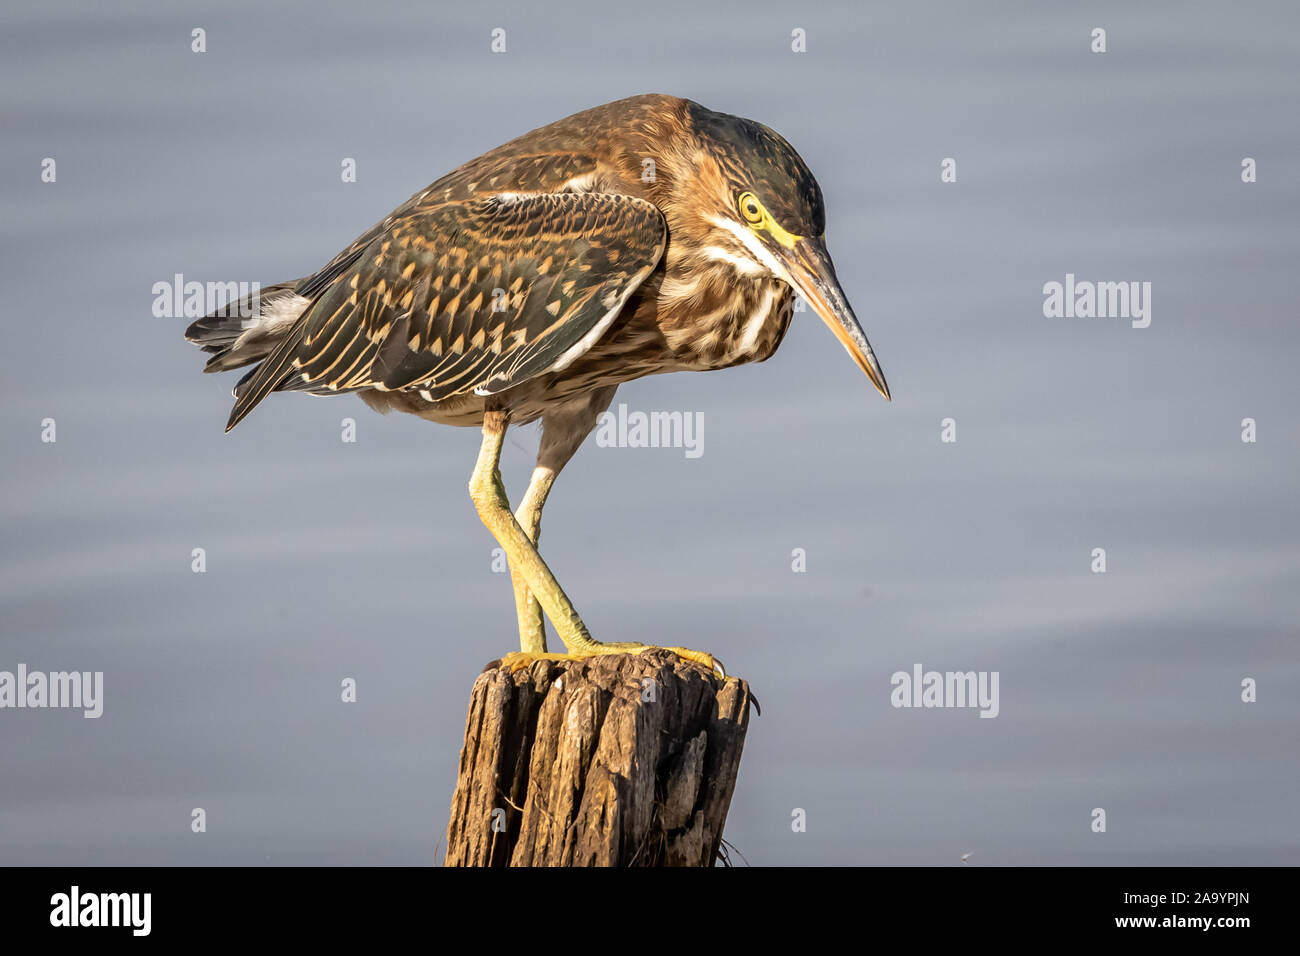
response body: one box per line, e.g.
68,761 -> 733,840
225,192 -> 665,430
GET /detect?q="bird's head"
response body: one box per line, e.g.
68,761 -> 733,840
668,103 -> 890,400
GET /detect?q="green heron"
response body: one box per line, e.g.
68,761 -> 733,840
186,94 -> 890,676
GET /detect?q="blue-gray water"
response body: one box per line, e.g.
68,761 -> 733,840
1,0 -> 1297,865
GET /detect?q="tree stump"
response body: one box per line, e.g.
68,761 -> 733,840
444,649 -> 754,867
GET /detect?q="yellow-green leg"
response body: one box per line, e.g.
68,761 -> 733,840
509,464 -> 554,654
470,410 -> 721,676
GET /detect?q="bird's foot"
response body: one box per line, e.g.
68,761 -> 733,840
498,644 -> 725,680
497,651 -> 576,672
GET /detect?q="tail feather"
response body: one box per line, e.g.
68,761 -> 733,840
183,278 -> 315,430
224,320 -> 308,432
184,280 -> 309,373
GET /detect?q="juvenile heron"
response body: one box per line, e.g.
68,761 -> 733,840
186,94 -> 890,675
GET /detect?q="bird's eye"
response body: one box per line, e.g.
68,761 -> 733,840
738,191 -> 764,225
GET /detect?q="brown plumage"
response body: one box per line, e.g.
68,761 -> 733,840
184,93 -> 890,673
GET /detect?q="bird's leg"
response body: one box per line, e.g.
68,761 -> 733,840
471,411 -> 596,652
509,464 -> 555,654
469,410 -> 722,677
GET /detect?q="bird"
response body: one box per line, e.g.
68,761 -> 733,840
185,94 -> 890,676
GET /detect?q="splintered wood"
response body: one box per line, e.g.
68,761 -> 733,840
444,649 -> 753,867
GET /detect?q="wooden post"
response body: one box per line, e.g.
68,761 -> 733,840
444,649 -> 754,866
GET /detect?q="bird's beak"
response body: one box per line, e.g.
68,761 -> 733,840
777,237 -> 890,401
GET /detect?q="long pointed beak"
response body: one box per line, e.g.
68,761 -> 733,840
777,237 -> 890,401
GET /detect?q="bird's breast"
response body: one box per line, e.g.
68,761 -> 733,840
510,270 -> 795,409
654,272 -> 795,371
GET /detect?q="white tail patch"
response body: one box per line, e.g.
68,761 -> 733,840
232,294 -> 310,347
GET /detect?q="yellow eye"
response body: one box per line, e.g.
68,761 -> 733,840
738,191 -> 764,225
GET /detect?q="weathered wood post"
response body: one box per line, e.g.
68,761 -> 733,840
444,649 -> 754,866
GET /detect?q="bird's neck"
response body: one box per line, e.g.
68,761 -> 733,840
654,246 -> 793,369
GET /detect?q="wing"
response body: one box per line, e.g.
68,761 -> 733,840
295,151 -> 607,300
225,191 -> 666,431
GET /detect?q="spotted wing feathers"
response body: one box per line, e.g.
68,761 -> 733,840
224,192 -> 665,431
